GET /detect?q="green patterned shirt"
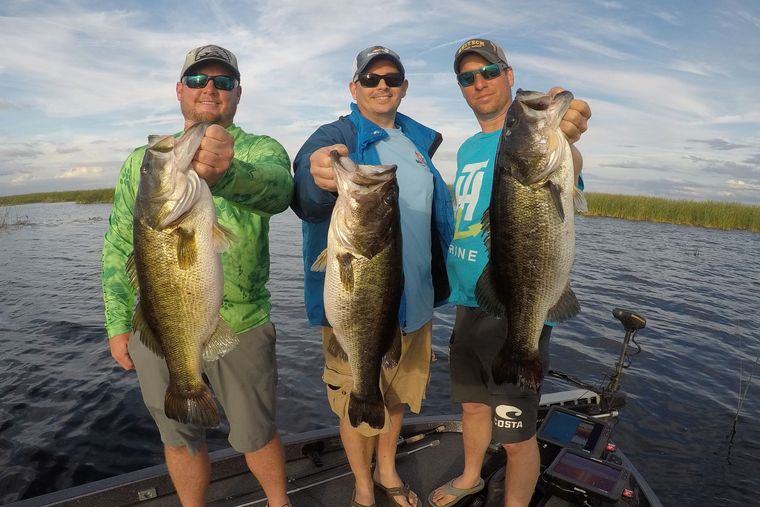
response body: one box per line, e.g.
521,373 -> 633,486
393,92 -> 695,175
101,124 -> 294,338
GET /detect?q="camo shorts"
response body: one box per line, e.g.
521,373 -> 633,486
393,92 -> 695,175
128,321 -> 278,455
448,306 -> 552,444
321,321 -> 433,437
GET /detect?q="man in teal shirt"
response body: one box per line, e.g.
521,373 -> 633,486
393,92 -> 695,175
429,39 -> 591,507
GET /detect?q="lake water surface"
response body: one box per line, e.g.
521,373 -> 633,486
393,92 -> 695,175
1,202 -> 758,506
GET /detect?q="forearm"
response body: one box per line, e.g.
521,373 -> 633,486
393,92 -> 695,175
212,157 -> 294,216
211,134 -> 294,216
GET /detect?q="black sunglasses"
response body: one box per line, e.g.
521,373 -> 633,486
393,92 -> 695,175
357,72 -> 405,88
182,74 -> 239,91
456,63 -> 509,87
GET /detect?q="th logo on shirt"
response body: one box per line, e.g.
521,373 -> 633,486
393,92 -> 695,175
453,160 -> 487,240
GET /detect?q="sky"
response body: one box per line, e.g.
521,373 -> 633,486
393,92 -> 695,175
1,0 -> 759,204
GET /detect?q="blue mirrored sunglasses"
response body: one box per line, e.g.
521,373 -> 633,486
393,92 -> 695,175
456,63 -> 509,87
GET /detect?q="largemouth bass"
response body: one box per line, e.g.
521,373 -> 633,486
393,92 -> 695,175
130,122 -> 238,427
312,152 -> 403,430
477,89 -> 587,391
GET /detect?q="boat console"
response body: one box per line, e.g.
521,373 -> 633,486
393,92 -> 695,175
536,407 -> 633,506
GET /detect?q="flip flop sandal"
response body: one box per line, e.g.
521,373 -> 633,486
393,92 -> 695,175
427,477 -> 484,507
375,481 -> 418,507
351,488 -> 376,507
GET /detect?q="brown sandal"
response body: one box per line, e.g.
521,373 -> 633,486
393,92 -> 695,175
375,481 -> 418,507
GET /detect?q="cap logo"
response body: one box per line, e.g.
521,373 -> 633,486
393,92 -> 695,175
458,39 -> 486,53
194,45 -> 233,64
368,46 -> 391,56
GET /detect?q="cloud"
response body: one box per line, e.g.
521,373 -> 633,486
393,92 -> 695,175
55,167 -> 104,179
686,138 -> 752,150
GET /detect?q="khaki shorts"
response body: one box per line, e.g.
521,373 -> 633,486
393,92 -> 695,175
322,321 -> 433,437
129,321 -> 277,455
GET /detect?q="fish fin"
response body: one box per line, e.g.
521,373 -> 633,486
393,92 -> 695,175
382,330 -> 402,369
574,186 -> 588,214
126,252 -> 139,290
159,169 -> 203,228
480,207 -> 492,249
491,343 -> 543,391
202,318 -> 240,362
175,227 -> 197,269
337,252 -> 355,292
547,284 -> 581,323
311,249 -> 328,272
546,180 -> 565,222
164,383 -> 220,427
133,304 -> 164,358
475,265 -> 507,318
348,391 -> 386,430
326,330 -> 349,362
491,341 -> 519,386
493,347 -> 544,392
212,222 -> 237,253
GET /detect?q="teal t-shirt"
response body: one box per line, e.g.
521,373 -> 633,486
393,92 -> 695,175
375,128 -> 434,332
446,130 -> 499,307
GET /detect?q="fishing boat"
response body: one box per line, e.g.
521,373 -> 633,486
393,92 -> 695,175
7,308 -> 661,507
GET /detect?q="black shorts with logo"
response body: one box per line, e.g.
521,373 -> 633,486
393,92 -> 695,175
449,305 -> 552,444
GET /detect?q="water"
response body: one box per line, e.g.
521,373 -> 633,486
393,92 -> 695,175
1,203 -> 758,506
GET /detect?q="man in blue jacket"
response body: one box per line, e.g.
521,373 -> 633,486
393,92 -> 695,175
291,46 -> 454,507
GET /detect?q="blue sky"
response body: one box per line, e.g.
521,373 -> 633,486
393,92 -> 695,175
1,0 -> 759,204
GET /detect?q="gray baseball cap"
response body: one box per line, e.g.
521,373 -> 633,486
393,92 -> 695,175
352,46 -> 405,82
180,45 -> 240,80
453,38 -> 508,73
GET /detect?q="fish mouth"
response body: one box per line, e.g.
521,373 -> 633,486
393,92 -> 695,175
330,151 -> 396,187
515,89 -> 573,117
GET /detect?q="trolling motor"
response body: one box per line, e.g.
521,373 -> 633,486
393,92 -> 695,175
607,308 -> 646,392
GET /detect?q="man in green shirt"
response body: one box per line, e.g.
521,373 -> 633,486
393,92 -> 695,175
101,45 -> 294,507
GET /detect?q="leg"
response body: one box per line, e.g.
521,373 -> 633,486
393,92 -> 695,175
502,436 -> 540,507
244,432 -> 290,507
374,403 -> 418,507
428,402 -> 491,507
165,444 -> 210,507
204,324 -> 290,505
340,416 -> 377,506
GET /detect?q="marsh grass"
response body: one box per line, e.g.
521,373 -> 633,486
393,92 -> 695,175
0,207 -> 32,229
585,193 -> 760,233
0,188 -> 114,207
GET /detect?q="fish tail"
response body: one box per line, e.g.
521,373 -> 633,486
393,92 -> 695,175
491,345 -> 519,386
164,384 -> 220,428
516,353 -> 544,393
348,392 -> 385,430
492,346 -> 544,393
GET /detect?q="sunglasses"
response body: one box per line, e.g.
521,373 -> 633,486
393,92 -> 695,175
456,63 -> 509,87
357,72 -> 405,88
182,74 -> 239,91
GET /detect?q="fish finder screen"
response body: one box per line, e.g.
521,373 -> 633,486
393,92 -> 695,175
540,410 -> 605,452
551,451 -> 622,493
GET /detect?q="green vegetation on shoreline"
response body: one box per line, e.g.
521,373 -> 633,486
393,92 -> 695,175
0,188 -> 114,206
584,193 -> 759,233
1,188 -> 758,233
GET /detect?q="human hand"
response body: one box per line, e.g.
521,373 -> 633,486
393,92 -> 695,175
192,124 -> 234,186
548,87 -> 591,144
310,144 -> 349,192
110,332 -> 134,370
